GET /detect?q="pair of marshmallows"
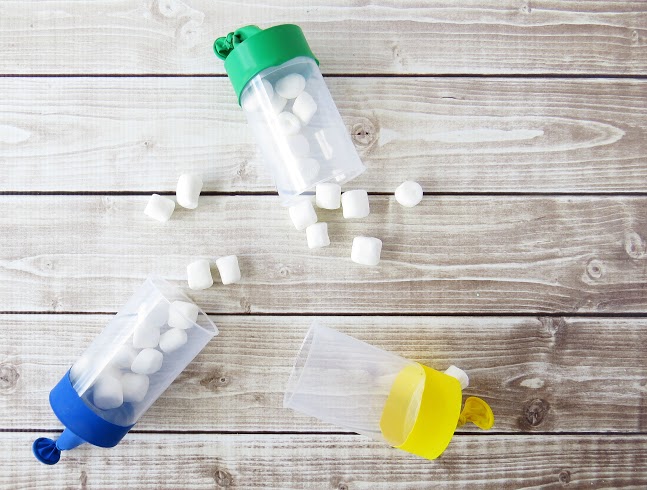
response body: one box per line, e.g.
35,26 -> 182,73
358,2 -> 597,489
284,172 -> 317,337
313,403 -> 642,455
144,174 -> 204,222
187,256 -> 241,291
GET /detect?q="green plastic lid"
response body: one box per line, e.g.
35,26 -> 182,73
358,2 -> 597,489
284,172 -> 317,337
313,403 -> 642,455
214,24 -> 319,105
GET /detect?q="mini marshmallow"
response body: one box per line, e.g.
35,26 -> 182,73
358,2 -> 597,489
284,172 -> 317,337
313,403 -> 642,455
270,93 -> 287,114
287,134 -> 310,157
121,372 -> 149,403
70,355 -> 93,384
351,236 -> 382,266
112,344 -> 139,369
132,323 -> 160,349
159,328 -> 188,353
274,73 -> 306,99
315,183 -> 341,210
277,112 -> 302,135
292,92 -> 317,125
296,157 -> 320,182
144,194 -> 175,222
138,299 -> 168,328
93,374 -> 123,410
342,190 -> 370,219
131,348 -> 164,375
395,181 -> 423,208
168,300 -> 199,330
444,365 -> 469,390
216,255 -> 241,285
176,174 -> 203,210
242,79 -> 273,112
187,259 -> 213,290
306,222 -> 330,249
289,199 -> 318,231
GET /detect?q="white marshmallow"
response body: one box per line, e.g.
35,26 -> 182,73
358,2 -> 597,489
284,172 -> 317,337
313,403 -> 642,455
132,323 -> 160,349
351,236 -> 382,266
159,328 -> 188,353
144,194 -> 175,222
242,79 -> 273,112
292,91 -> 317,125
176,174 -> 203,210
277,112 -> 302,135
168,300 -> 199,330
274,73 -> 306,99
121,373 -> 150,403
287,134 -> 310,157
131,348 -> 164,375
315,183 -> 341,209
444,365 -> 469,390
92,374 -> 123,410
70,355 -> 93,384
341,190 -> 370,219
306,222 -> 330,249
112,344 -> 139,369
288,199 -> 318,231
187,259 -> 213,290
216,255 -> 242,285
270,93 -> 287,114
395,181 -> 423,208
138,299 -> 168,328
296,157 -> 320,182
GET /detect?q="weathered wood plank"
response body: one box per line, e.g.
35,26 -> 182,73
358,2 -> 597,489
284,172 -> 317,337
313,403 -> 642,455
0,77 -> 646,193
1,315 -> 646,433
0,195 -> 645,314
4,432 -> 647,489
0,1 -> 645,75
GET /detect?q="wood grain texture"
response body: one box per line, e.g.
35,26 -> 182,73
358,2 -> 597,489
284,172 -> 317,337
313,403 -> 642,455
0,1 -> 645,75
4,432 -> 647,489
1,314 -> 646,433
0,195 -> 645,314
0,77 -> 646,193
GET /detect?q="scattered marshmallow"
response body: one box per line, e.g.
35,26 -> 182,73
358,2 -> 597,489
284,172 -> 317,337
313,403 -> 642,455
131,348 -> 164,375
144,194 -> 175,222
138,299 -> 168,328
176,174 -> 203,210
287,134 -> 310,157
395,181 -> 423,208
351,236 -> 382,266
444,365 -> 469,390
341,190 -> 370,219
292,92 -> 317,125
112,344 -> 139,369
121,373 -> 150,403
93,374 -> 123,410
270,93 -> 287,114
159,328 -> 188,353
168,300 -> 199,330
216,255 -> 242,285
288,199 -> 318,231
315,183 -> 341,209
187,259 -> 213,290
132,323 -> 160,349
306,222 -> 330,249
296,157 -> 320,182
242,79 -> 273,112
274,73 -> 306,99
277,112 -> 302,135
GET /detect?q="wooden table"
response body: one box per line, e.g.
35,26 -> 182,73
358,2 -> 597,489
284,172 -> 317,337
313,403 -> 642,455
1,2 -> 646,488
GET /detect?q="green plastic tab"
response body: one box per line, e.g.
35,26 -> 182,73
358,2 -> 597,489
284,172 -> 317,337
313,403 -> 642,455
213,24 -> 319,105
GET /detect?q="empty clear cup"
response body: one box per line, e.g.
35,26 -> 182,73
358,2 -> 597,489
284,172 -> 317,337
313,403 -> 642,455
284,322 -> 494,460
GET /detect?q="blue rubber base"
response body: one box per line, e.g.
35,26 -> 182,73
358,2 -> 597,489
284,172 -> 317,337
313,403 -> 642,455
32,438 -> 61,465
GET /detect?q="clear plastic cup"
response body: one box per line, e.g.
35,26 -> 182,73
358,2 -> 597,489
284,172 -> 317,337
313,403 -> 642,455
241,56 -> 366,205
284,322 -> 422,442
69,276 -> 218,426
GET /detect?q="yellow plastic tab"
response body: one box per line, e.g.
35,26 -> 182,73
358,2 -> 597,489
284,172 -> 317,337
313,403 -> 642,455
379,363 -> 463,460
457,396 -> 495,430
